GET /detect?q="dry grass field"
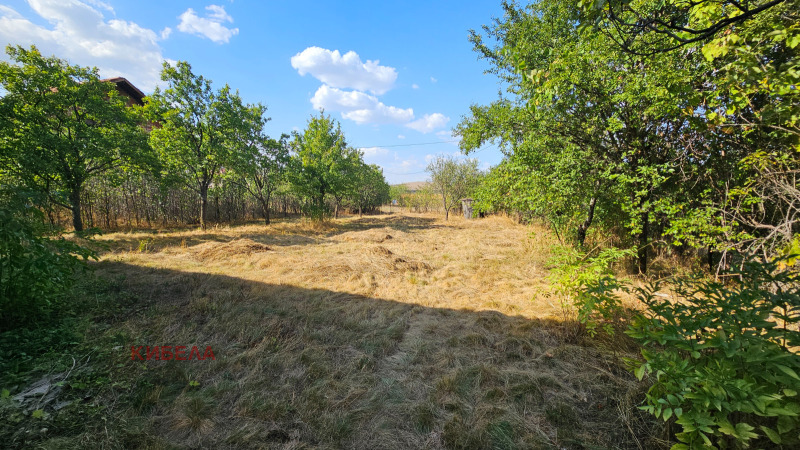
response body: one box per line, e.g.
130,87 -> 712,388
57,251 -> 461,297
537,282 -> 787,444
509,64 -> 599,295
16,211 -> 665,449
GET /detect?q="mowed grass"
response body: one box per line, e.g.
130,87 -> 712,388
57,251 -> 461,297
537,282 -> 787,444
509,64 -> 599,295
7,212 -> 665,449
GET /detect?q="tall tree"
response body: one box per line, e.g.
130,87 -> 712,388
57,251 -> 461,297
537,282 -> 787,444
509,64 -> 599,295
239,135 -> 290,225
426,155 -> 481,221
0,45 -> 149,232
458,0 -> 713,272
145,61 -> 266,229
350,162 -> 390,217
580,0 -> 800,260
289,111 -> 352,218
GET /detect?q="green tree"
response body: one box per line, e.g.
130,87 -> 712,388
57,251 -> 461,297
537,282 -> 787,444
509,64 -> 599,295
0,45 -> 149,232
579,0 -> 800,260
426,155 -> 481,221
145,61 -> 266,229
350,162 -> 390,217
289,111 -> 354,219
458,0 -> 722,272
239,135 -> 290,225
389,184 -> 409,208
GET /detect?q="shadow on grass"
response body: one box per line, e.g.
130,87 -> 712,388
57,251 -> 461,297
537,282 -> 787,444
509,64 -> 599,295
1,260 -> 665,450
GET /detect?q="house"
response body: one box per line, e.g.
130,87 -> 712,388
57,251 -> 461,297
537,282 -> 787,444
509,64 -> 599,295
101,77 -> 145,106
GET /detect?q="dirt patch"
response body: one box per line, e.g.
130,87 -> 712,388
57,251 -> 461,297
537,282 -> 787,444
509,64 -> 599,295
191,238 -> 272,261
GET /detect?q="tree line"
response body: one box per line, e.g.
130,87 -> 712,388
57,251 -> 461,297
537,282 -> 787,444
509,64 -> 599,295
0,46 -> 389,328
457,0 -> 798,274
0,46 -> 390,234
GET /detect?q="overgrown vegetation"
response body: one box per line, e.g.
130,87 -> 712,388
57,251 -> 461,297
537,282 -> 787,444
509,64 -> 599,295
0,189 -> 94,331
458,0 -> 798,273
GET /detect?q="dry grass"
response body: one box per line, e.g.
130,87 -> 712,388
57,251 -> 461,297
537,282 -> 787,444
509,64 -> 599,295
94,212 -> 559,320
62,211 -> 662,449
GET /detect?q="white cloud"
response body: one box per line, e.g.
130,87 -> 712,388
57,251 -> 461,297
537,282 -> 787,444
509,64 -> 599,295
430,76 -> 437,83
84,0 -> 114,14
291,47 -> 397,95
400,158 -> 420,170
406,113 -> 450,133
177,5 -> 238,43
411,83 -> 419,89
361,147 -> 390,158
311,85 -> 413,125
397,134 -> 405,139
0,1 -> 166,91
0,5 -> 23,19
205,5 -> 232,22
160,27 -> 172,40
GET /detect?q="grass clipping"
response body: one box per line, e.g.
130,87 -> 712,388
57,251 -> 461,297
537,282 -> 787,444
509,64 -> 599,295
191,238 -> 272,261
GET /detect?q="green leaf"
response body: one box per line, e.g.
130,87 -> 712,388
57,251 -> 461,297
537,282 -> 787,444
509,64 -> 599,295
775,364 -> 800,380
760,426 -> 781,444
634,363 -> 646,380
718,418 -> 736,436
734,422 -> 758,440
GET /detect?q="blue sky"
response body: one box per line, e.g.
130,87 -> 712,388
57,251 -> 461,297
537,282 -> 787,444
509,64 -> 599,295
0,0 -> 505,183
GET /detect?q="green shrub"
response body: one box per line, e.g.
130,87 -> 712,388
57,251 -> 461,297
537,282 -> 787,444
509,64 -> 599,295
0,192 -> 94,330
627,261 -> 800,449
550,245 -> 635,336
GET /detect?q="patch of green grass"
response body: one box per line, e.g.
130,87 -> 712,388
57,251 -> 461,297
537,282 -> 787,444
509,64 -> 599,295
487,420 -> 516,450
412,403 -> 436,433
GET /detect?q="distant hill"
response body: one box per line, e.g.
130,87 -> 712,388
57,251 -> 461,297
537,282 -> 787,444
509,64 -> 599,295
398,181 -> 428,192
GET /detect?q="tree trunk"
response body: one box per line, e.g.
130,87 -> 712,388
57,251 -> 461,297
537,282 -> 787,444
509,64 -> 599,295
261,193 -> 271,225
199,184 -> 209,230
638,210 -> 649,274
576,197 -> 597,246
70,187 -> 84,232
708,245 -> 714,273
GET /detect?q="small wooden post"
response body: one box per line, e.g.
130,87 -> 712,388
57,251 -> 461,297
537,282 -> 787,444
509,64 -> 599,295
461,198 -> 474,219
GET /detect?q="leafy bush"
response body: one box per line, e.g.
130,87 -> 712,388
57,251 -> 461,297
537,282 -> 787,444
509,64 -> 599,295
0,192 -> 94,330
627,261 -> 800,449
550,245 -> 635,336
